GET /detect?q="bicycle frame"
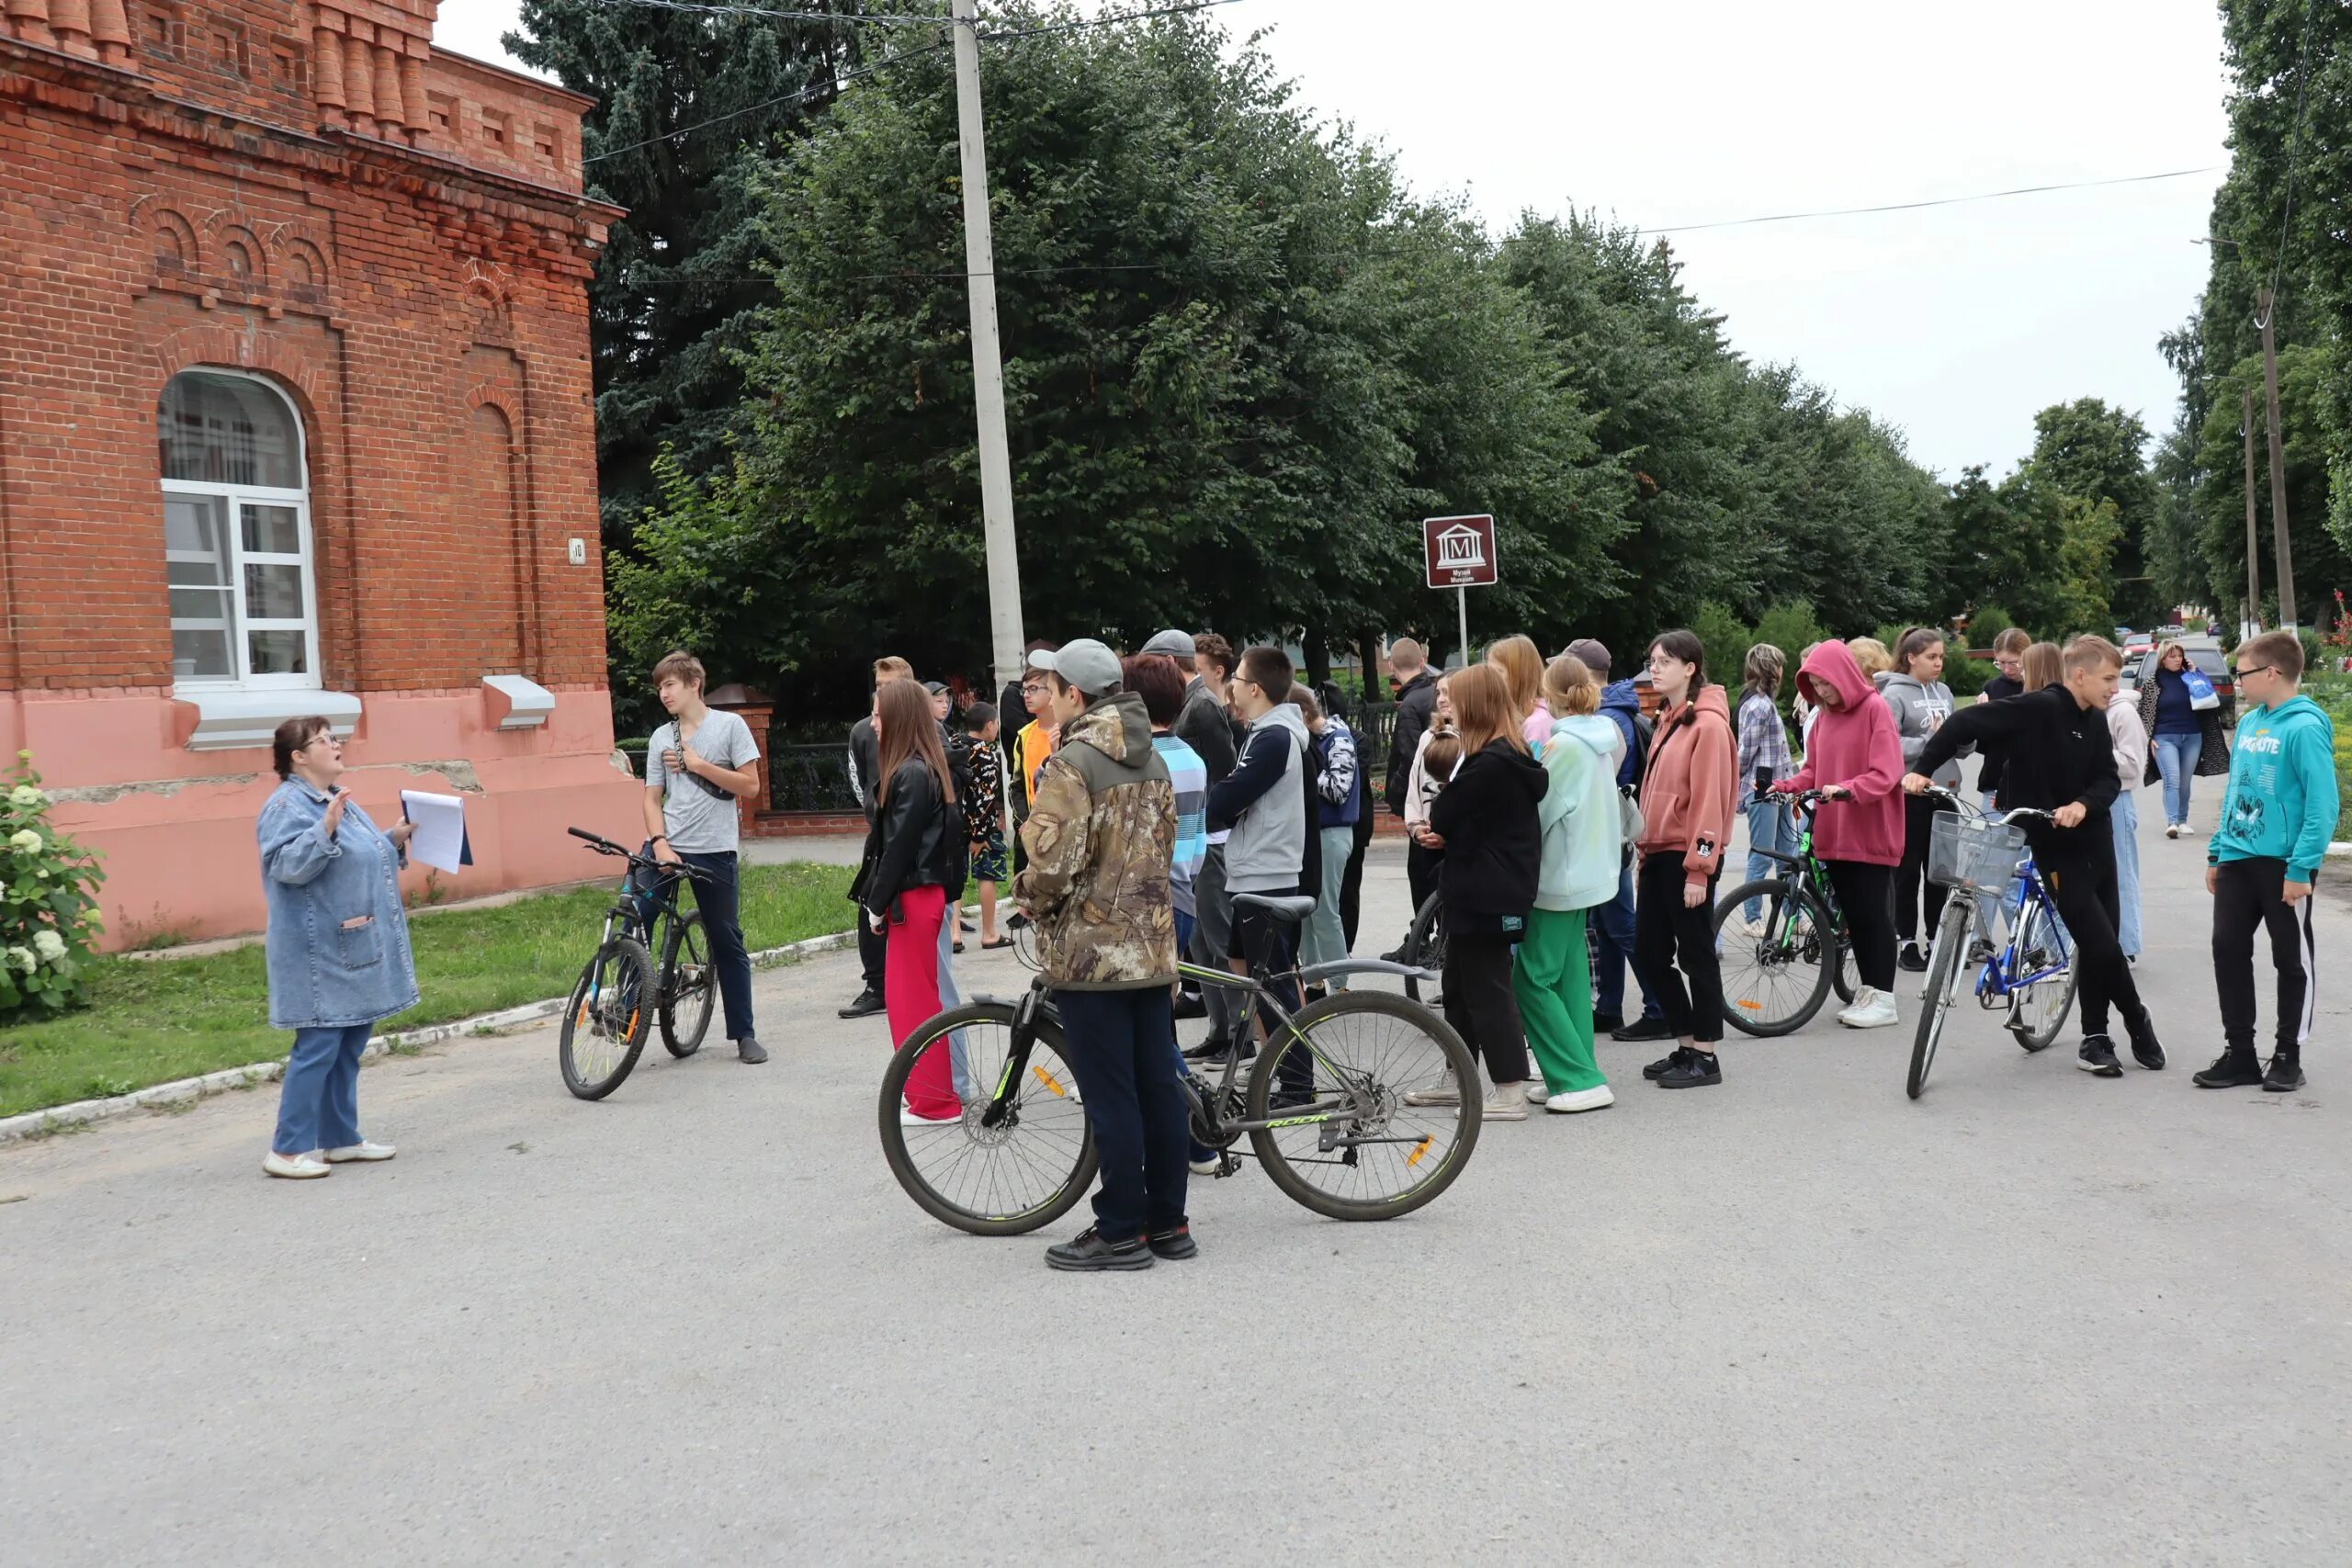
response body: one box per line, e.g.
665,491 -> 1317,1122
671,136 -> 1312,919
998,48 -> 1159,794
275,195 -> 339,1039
1969,855 -> 2071,1004
1747,795 -> 1848,954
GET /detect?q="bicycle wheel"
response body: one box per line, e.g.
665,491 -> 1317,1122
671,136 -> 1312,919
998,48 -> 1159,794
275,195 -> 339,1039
1906,902 -> 1972,1100
1713,880 -> 1834,1036
878,1001 -> 1099,1236
1401,891 -> 1444,1005
559,937 -> 655,1100
1830,936 -> 1857,1004
1246,991 -> 1481,1221
2007,898 -> 2079,1052
658,910 -> 715,1057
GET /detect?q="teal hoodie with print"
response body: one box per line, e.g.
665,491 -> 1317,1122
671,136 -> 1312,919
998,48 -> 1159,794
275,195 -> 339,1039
2211,694 -> 2341,882
1533,713 -> 1626,912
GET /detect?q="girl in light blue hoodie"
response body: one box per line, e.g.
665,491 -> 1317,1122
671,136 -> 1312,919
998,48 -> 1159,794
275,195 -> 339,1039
1513,656 -> 1624,1112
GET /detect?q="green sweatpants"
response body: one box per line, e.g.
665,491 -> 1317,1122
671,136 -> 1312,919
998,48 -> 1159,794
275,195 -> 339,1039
1513,906 -> 1607,1094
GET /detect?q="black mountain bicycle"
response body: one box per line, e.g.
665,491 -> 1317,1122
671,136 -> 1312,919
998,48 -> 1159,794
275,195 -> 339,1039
558,828 -> 719,1100
1711,789 -> 1858,1035
878,892 -> 1481,1232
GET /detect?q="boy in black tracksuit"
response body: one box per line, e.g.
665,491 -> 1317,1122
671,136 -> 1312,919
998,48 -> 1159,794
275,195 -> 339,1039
1910,637 -> 2163,1077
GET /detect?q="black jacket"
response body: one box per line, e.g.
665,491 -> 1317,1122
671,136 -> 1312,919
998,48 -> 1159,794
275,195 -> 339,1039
1917,684 -> 2117,863
1175,678 -> 1238,784
1385,671 -> 1440,818
849,716 -> 881,825
1427,739 -> 1547,924
1973,673 -> 2022,801
856,759 -> 959,919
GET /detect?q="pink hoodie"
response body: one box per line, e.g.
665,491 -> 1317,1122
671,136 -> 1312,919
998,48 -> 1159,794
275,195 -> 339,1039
1779,639 -> 1905,866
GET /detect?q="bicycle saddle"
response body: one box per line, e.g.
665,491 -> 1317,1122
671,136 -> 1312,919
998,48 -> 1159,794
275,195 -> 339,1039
1230,892 -> 1316,921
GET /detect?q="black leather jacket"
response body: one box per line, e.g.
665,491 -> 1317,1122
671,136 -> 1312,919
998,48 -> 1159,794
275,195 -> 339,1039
856,759 -> 956,919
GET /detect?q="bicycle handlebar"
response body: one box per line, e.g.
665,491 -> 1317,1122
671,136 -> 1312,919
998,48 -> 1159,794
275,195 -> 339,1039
564,826 -> 714,880
1911,786 -> 2054,826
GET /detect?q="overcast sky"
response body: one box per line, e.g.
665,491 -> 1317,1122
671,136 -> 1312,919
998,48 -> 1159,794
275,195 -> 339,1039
435,0 -> 2232,480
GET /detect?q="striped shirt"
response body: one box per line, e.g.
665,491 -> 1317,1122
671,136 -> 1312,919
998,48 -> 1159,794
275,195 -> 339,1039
1152,733 -> 1209,917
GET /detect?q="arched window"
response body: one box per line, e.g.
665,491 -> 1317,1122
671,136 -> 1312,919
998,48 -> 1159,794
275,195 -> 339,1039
158,370 -> 317,687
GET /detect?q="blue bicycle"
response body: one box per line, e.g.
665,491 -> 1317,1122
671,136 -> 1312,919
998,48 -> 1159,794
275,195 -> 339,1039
1906,791 -> 2079,1099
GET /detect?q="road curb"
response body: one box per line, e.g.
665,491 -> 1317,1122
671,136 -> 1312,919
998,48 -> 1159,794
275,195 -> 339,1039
0,924 -> 870,1148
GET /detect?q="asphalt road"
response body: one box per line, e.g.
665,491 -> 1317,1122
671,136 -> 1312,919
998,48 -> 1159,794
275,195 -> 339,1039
5,783 -> 2348,1566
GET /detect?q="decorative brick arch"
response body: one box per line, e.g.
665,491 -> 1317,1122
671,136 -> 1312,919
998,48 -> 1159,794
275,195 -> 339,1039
128,195 -> 203,276
269,225 -> 335,301
151,326 -> 334,419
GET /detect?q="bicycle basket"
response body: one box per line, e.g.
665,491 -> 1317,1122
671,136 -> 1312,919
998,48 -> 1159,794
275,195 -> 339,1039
1928,812 -> 2028,895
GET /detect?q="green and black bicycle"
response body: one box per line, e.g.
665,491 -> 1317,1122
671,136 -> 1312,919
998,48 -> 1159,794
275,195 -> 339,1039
556,828 -> 719,1100
1711,788 -> 1859,1035
877,892 -> 1482,1233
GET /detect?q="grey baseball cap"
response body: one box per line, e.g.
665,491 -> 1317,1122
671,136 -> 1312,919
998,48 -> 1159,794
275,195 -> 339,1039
1140,628 -> 1196,660
1029,637 -> 1123,696
1565,638 -> 1611,679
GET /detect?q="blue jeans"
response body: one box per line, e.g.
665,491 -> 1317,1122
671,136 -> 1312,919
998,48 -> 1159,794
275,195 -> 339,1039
272,1022 -> 373,1155
1743,792 -> 1794,919
1057,987 -> 1187,1241
2112,790 -> 2143,956
1591,859 -> 1661,1021
2153,732 -> 2199,828
936,906 -> 978,1099
678,851 -> 754,1041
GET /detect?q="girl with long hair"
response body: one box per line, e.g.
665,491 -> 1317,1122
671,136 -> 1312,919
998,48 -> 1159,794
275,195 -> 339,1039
1631,630 -> 1738,1087
2023,640 -> 2063,691
1487,634 -> 1553,748
1514,655 -> 1623,1112
858,679 -> 965,1122
1736,643 -> 1795,921
1408,663 -> 1548,1121
1883,627 -> 1963,973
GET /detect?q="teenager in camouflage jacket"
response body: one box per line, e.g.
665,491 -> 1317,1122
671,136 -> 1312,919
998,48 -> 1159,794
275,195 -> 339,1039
1015,688 -> 1181,990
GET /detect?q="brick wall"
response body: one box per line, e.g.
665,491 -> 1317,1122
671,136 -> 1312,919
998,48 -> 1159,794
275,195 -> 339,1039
0,10 -> 616,698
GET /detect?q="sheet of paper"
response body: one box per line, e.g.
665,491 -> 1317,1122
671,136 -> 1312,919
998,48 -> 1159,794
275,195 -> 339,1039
399,790 -> 467,874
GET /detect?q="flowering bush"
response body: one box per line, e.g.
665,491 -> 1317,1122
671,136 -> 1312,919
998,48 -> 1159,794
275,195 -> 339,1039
0,752 -> 104,1016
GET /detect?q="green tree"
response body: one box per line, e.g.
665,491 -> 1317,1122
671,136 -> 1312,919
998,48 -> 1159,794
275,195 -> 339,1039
2028,399 -> 2162,626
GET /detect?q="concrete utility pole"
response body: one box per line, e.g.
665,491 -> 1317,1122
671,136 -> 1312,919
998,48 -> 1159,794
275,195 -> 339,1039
950,0 -> 1027,702
2258,288 -> 2297,631
2243,387 -> 2264,641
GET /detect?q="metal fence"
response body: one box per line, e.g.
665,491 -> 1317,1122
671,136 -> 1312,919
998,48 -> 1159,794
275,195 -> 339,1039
768,743 -> 861,814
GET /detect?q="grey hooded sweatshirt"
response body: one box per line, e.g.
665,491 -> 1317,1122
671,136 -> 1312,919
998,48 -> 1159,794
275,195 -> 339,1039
1881,672 -> 1966,788
1207,701 -> 1311,894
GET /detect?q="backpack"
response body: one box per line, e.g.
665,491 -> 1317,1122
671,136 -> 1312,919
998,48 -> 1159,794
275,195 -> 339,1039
1617,710 -> 1654,863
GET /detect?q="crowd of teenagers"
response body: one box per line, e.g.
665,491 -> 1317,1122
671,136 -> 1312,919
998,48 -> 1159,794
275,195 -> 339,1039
778,616 -> 2338,1268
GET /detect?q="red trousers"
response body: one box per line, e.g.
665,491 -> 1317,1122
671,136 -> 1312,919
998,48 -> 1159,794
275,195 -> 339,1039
886,885 -> 960,1117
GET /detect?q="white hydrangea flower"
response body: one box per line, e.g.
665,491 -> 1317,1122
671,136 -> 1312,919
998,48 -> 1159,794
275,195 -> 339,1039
8,784 -> 44,808
7,829 -> 40,852
31,930 -> 65,962
6,946 -> 35,974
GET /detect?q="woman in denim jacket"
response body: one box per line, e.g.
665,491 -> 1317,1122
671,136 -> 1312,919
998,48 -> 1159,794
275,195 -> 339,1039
257,716 -> 418,1179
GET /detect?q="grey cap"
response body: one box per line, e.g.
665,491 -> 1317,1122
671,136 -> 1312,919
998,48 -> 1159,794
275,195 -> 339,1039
1565,638 -> 1611,679
1140,628 -> 1196,659
1029,637 -> 1123,697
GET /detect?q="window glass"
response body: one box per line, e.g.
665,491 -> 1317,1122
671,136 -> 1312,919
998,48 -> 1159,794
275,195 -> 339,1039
159,372 -> 301,489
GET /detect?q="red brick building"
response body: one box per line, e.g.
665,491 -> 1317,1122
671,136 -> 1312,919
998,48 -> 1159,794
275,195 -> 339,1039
0,1 -> 645,944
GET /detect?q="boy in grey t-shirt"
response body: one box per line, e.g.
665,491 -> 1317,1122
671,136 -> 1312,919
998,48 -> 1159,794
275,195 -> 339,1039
643,651 -> 765,1061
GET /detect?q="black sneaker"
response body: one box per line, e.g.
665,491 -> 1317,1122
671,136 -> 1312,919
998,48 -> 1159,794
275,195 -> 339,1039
1657,1051 -> 1722,1089
1182,1038 -> 1253,1063
1642,1045 -> 1692,1081
2128,1021 -> 2165,1072
2193,1049 -> 2265,1089
1966,937 -> 1996,965
1897,942 -> 1928,973
2076,1035 -> 2123,1077
737,1037 -> 768,1065
837,988 -> 886,1021
1046,1225 -> 1154,1271
2263,1055 -> 2306,1093
1146,1223 -> 1198,1260
1612,1014 -> 1675,1043
1172,991 -> 1207,1021
1591,1011 -> 1626,1035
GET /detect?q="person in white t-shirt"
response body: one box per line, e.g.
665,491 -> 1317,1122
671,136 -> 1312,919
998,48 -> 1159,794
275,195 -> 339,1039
643,650 -> 766,1063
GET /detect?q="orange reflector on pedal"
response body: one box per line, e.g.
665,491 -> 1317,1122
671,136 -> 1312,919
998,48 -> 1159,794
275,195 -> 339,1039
1407,1135 -> 1432,1168
1032,1066 -> 1069,1098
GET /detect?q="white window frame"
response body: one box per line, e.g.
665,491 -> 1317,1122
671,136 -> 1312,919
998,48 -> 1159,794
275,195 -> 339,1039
157,369 -> 322,694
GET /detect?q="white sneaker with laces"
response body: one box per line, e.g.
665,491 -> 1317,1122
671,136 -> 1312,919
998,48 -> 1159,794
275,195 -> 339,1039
1545,1085 -> 1616,1113
263,1150 -> 331,1179
1839,987 -> 1899,1029
1524,1080 -> 1552,1103
322,1141 -> 396,1163
1482,1080 -> 1530,1121
1403,1068 -> 1460,1107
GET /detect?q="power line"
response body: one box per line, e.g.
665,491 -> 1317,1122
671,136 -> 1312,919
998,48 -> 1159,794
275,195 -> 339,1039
584,36 -> 956,163
973,0 -> 1242,41
1640,165 -> 2222,236
581,0 -> 947,25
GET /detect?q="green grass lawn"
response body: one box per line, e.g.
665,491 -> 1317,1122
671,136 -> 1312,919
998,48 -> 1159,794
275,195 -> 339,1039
0,863 -> 857,1119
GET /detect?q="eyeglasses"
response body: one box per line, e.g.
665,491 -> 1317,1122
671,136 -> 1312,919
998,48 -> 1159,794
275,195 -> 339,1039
2233,665 -> 2273,680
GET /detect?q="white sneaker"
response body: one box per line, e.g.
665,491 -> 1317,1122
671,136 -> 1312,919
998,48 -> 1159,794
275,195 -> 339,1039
322,1140 -> 396,1163
1839,987 -> 1899,1029
1403,1068 -> 1461,1107
1524,1080 -> 1552,1103
1482,1080 -> 1531,1121
2165,824 -> 2181,840
899,1105 -> 962,1127
1545,1085 -> 1616,1113
1188,1156 -> 1221,1175
263,1150 -> 331,1179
